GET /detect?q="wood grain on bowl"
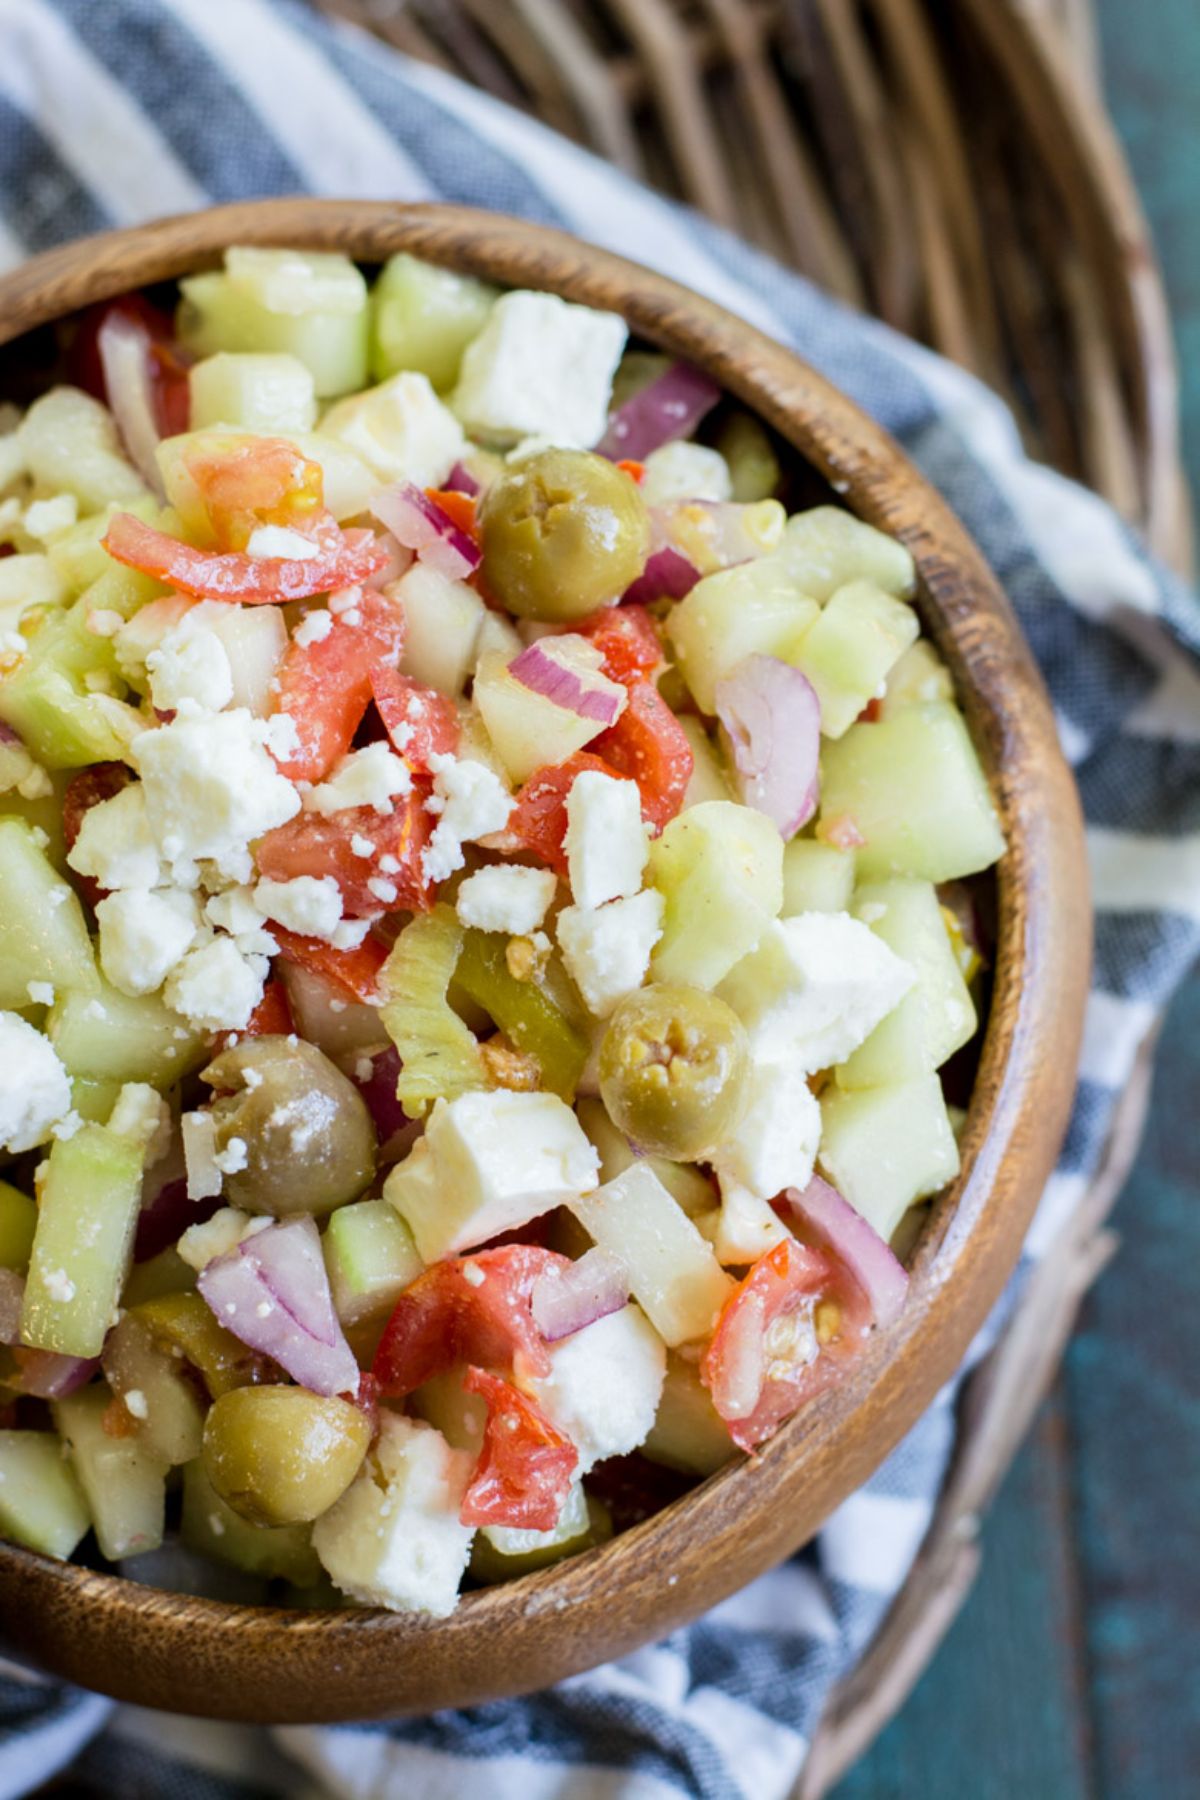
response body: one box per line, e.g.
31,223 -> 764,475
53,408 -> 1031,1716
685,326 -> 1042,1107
0,200 -> 1091,1723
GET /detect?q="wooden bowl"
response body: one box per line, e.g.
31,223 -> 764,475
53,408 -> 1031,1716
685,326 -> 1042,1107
0,200 -> 1090,1723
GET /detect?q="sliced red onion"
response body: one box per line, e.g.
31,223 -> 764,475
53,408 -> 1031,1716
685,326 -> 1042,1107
530,1247 -> 631,1342
509,638 -> 626,727
370,480 -> 480,580
134,1176 -> 223,1264
784,1176 -> 909,1328
97,308 -> 166,496
596,362 -> 721,461
715,655 -> 821,836
10,1347 -> 101,1399
197,1215 -> 359,1398
351,1045 -> 408,1144
445,460 -> 481,497
622,544 -> 701,607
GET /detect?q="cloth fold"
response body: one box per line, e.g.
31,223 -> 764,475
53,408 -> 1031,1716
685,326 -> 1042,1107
0,2 -> 1197,1795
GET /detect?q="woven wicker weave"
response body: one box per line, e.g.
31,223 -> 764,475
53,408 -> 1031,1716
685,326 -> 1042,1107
311,2 -> 1170,1784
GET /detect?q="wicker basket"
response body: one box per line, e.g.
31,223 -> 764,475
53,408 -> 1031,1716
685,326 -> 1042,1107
308,3 -> 1170,1786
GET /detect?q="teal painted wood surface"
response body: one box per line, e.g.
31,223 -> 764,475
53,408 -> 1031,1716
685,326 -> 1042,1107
836,7 -> 1200,1793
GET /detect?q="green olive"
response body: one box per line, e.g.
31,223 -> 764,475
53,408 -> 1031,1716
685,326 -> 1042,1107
598,984 -> 749,1161
479,448 -> 650,621
203,1036 -> 375,1219
202,1385 -> 372,1527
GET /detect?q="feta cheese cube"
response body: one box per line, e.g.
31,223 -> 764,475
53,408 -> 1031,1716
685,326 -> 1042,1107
387,1091 -> 599,1263
523,1304 -> 666,1473
305,742 -> 412,817
67,783 -> 164,892
421,754 -> 513,884
312,1414 -> 474,1616
164,935 -> 266,1033
203,885 -> 278,957
253,874 -> 343,941
0,1012 -> 72,1154
818,1074 -> 960,1242
564,771 -> 647,910
95,887 -> 202,996
320,370 -> 465,488
711,1056 -> 821,1203
146,609 -> 235,714
113,593 -> 193,686
133,708 -> 301,885
556,889 -> 664,1017
717,913 -> 914,1071
452,291 -> 627,448
641,441 -> 732,506
698,1185 -> 791,1267
455,865 -> 558,935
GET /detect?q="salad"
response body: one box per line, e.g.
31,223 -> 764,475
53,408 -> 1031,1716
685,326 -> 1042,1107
0,246 -> 1004,1616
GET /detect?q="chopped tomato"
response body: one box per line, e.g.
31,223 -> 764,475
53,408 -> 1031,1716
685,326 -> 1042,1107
257,786 -> 434,918
509,750 -> 616,875
424,487 -> 479,541
579,603 -> 663,688
70,294 -> 190,436
272,926 -> 389,1005
372,1245 -> 571,1397
460,1366 -> 578,1531
591,680 -> 693,831
102,511 -> 388,605
701,1236 -> 872,1453
148,338 -> 192,438
616,458 -> 646,485
270,588 -> 407,783
62,761 -> 133,909
370,665 -> 460,774
857,697 -> 883,725
184,437 -> 324,551
213,977 -> 294,1054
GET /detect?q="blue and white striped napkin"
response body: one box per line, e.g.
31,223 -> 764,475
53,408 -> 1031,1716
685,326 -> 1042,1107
0,3 -> 1197,1795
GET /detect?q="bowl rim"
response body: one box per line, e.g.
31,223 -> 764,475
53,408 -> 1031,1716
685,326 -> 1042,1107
0,200 -> 1091,1722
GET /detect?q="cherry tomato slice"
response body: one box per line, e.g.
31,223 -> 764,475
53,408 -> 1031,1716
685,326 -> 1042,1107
271,926 -> 389,1006
256,786 -> 435,917
578,603 -> 663,688
269,588 -> 407,784
103,511 -> 388,605
509,750 -> 616,875
423,487 -> 480,542
370,665 -> 460,774
183,437 -> 325,552
590,679 -> 693,832
460,1366 -> 578,1532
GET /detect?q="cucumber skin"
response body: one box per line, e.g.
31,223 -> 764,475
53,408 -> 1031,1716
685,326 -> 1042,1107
0,816 -> 97,1008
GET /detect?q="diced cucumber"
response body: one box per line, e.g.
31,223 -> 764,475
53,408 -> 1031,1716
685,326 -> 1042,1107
576,1096 -> 714,1217
648,800 -> 784,989
642,1352 -> 737,1476
48,974 -> 208,1086
178,269 -> 368,398
323,1200 -> 423,1330
768,505 -> 915,602
0,781 -> 69,874
22,1122 -> 145,1358
818,1074 -> 960,1242
678,714 -> 731,808
0,1429 -> 91,1559
716,412 -> 781,503
287,431 -> 378,521
395,563 -> 486,698
188,352 -> 317,435
371,252 -> 497,389
52,1384 -> 166,1561
781,839 -> 855,915
71,1074 -> 126,1124
0,818 -> 97,1008
836,879 -> 976,1089
0,552 -> 68,614
819,704 -> 1005,882
666,561 -> 818,714
468,1482 -> 601,1584
180,1458 -> 322,1585
46,496 -> 160,595
474,644 -> 621,785
120,1248 -> 196,1309
101,1310 -> 205,1466
0,1180 -> 36,1272
225,246 -> 367,317
879,638 -> 954,716
17,387 -> 148,511
789,579 -> 919,738
0,590 -> 147,769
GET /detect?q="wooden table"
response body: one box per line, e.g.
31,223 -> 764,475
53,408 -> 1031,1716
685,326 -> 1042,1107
835,6 -> 1200,1794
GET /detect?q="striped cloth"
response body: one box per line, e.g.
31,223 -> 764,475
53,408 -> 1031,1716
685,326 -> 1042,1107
0,2 -> 1197,1795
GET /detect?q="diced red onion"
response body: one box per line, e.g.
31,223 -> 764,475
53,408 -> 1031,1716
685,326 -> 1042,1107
134,1176 -> 223,1264
622,544 -> 701,607
10,1347 -> 101,1399
784,1176 -> 909,1328
715,655 -> 821,836
530,1247 -> 631,1342
0,722 -> 22,748
370,481 -> 480,581
351,1045 -> 409,1145
198,1216 -> 360,1398
97,308 -> 166,496
445,460 -> 481,497
509,639 -> 625,726
596,362 -> 721,462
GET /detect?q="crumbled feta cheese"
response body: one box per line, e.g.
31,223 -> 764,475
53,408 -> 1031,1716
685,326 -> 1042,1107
523,1305 -> 666,1473
711,1056 -> 821,1203
43,1267 -> 77,1303
253,873 -> 343,941
312,1414 -> 474,1616
85,608 -> 125,639
451,291 -> 627,448
717,913 -> 915,1071
556,888 -> 664,1018
640,441 -> 732,507
15,763 -> 53,801
165,935 -> 267,1033
51,1110 -> 82,1142
181,1110 -> 222,1202
22,493 -> 78,540
366,876 -> 398,905
95,887 -> 202,996
213,1136 -> 248,1176
306,742 -> 412,817
146,608 -> 235,714
564,771 -> 648,910
331,917 -> 371,951
455,864 -> 558,935
123,1388 -> 149,1421
320,371 -> 465,488
107,1084 -> 172,1163
261,712 -> 302,762
700,1183 -> 791,1267
293,607 -> 333,648
133,708 -> 301,884
203,885 -> 278,957
113,593 -> 193,685
26,981 -> 55,1007
178,1205 -> 257,1269
350,833 -> 375,858
67,782 -> 164,891
421,753 -> 513,884
0,1012 -> 73,1153
246,523 -> 320,560
386,1090 -> 599,1263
